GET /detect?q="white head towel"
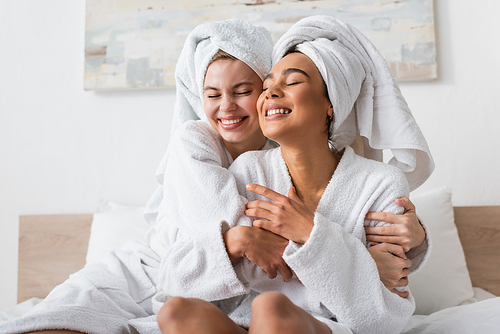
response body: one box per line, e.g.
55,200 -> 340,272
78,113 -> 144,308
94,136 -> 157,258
171,19 -> 273,132
273,15 -> 434,191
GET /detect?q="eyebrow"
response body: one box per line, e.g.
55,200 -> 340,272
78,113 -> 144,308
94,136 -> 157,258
263,68 -> 310,81
204,81 -> 254,92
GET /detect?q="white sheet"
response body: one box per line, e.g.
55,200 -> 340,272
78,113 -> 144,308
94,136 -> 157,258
3,292 -> 499,333
401,296 -> 500,334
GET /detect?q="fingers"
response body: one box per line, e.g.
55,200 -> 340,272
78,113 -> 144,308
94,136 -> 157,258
366,228 -> 412,253
365,211 -> 399,224
277,265 -> 293,282
265,267 -> 278,279
246,183 -> 283,202
365,225 -> 395,236
245,200 -> 274,221
246,199 -> 275,211
395,197 -> 416,213
287,186 -> 300,203
365,197 -> 417,222
253,219 -> 271,231
381,243 -> 408,260
366,233 -> 399,245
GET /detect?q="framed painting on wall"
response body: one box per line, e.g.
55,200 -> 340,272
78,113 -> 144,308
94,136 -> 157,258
85,0 -> 436,90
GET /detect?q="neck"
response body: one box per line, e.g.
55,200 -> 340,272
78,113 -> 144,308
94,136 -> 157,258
281,140 -> 340,213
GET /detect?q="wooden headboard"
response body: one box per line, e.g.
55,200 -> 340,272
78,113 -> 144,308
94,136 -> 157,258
17,206 -> 500,303
454,206 -> 500,296
18,214 -> 93,303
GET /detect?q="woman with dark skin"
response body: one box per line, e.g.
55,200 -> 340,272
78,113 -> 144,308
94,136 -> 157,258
157,17 -> 433,333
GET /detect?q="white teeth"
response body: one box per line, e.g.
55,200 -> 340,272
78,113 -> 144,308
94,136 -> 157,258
220,118 -> 243,125
266,109 -> 291,116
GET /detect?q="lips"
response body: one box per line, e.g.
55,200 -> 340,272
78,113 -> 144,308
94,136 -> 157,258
220,118 -> 244,125
266,108 -> 292,116
264,104 -> 292,117
218,116 -> 248,129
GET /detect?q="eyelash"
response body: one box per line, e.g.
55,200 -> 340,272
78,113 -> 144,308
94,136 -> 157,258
206,90 -> 251,98
262,81 -> 300,91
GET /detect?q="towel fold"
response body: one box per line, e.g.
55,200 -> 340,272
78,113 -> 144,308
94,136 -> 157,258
273,15 -> 434,191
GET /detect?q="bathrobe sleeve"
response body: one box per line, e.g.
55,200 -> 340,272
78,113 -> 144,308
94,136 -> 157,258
282,168 -> 415,334
151,120 -> 251,301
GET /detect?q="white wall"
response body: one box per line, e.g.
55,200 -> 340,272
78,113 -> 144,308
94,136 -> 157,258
1,0 -> 499,309
0,1 -> 174,308
401,0 -> 500,202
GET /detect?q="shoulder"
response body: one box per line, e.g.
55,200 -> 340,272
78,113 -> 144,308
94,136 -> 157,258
170,120 -> 228,163
171,120 -> 222,150
174,120 -> 218,141
345,147 -> 409,195
229,147 -> 282,184
231,146 -> 280,169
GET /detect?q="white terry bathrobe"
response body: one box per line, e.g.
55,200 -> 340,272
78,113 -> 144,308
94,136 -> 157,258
225,145 -> 415,333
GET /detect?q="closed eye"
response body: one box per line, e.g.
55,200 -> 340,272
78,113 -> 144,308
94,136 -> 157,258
235,90 -> 252,96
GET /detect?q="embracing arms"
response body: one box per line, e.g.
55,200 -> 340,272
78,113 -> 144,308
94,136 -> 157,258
241,179 -> 415,334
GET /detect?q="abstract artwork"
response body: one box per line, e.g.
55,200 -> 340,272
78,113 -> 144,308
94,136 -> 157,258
85,0 -> 436,90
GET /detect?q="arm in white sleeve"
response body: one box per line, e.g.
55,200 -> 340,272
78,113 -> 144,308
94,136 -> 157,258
283,170 -> 415,334
151,121 -> 252,301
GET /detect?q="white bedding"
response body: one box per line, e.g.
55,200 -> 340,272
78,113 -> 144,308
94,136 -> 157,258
402,293 -> 500,333
2,288 -> 498,333
3,188 -> 498,332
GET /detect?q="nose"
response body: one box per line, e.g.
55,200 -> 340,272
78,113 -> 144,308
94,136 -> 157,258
219,95 -> 237,112
264,84 -> 283,99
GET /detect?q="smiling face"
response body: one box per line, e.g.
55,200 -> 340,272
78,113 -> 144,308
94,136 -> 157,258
203,59 -> 266,158
257,52 -> 332,147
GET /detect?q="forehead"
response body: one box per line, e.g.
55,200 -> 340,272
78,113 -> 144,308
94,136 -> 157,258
204,59 -> 260,87
271,52 -> 318,75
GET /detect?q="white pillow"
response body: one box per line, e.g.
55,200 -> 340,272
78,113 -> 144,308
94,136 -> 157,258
85,201 -> 150,264
409,187 -> 476,315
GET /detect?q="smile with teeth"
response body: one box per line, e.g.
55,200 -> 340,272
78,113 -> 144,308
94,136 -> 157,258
266,109 -> 291,116
220,118 -> 244,125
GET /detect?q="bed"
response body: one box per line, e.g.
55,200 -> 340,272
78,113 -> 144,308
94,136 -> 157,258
5,188 -> 500,333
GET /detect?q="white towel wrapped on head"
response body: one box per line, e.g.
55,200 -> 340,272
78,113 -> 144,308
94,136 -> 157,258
273,15 -> 434,191
171,18 -> 273,132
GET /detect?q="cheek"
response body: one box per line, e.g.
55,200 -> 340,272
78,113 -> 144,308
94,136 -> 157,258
203,99 -> 218,119
256,94 -> 266,115
241,95 -> 260,118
